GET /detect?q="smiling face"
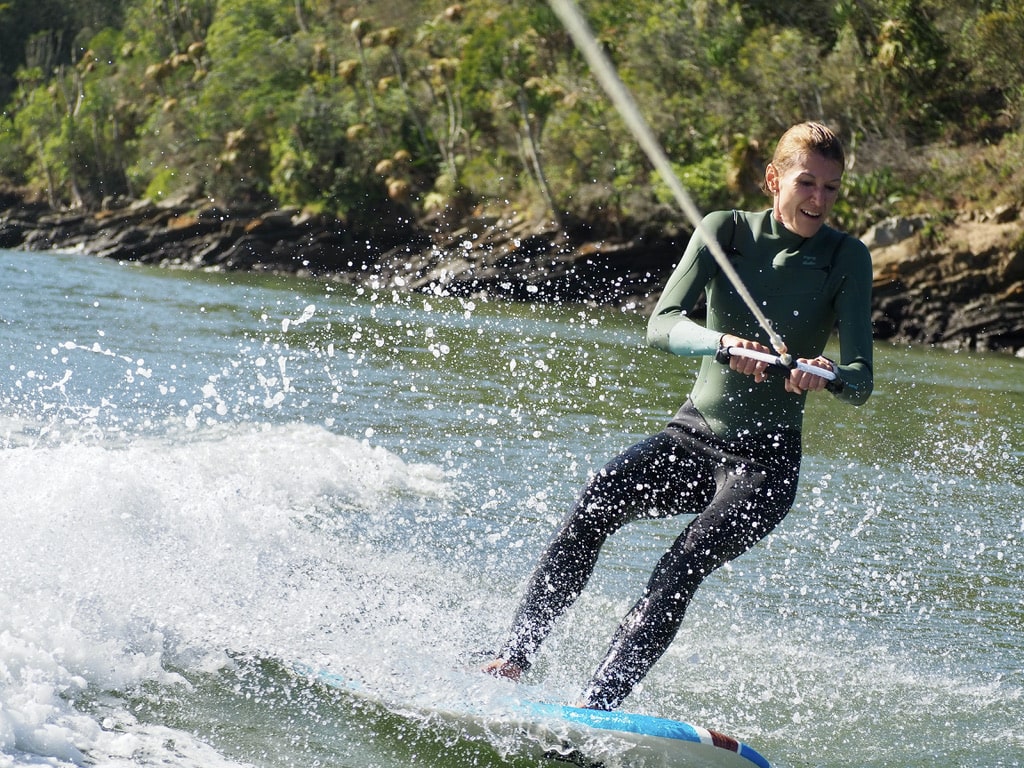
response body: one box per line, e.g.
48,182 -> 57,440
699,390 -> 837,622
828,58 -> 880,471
765,151 -> 843,239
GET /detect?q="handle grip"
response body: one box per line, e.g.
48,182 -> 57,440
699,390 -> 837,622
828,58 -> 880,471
715,346 -> 844,393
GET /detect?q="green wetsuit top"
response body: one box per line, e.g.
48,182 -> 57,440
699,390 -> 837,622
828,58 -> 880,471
647,209 -> 874,439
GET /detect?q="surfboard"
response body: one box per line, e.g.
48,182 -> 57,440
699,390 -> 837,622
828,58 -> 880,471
295,663 -> 771,768
521,702 -> 771,768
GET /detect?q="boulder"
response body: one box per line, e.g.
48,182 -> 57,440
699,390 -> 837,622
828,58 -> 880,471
871,209 -> 1024,353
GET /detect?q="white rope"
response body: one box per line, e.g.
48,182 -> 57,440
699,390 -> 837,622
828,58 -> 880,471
546,0 -> 791,361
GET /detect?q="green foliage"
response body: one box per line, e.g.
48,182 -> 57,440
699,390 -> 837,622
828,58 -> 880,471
0,0 -> 127,107
832,168 -> 906,235
970,3 -> 1024,119
268,88 -> 382,218
193,1 -> 299,198
1,0 -> 1022,236
11,73 -> 67,205
653,155 -> 732,213
143,165 -> 179,202
0,113 -> 26,181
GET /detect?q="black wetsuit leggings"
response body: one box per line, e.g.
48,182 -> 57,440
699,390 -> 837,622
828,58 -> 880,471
499,400 -> 801,710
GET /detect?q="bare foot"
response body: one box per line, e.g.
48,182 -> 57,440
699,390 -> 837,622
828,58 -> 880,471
482,658 -> 523,682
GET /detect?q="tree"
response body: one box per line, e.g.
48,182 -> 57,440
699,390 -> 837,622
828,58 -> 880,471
0,0 -> 1021,233
456,2 -> 570,221
140,0 -> 302,202
970,3 -> 1024,127
12,70 -> 67,206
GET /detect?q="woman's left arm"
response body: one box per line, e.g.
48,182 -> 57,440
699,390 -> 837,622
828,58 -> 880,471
828,237 -> 875,405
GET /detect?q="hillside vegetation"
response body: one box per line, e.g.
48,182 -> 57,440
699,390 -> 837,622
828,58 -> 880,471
2,0 -> 1024,239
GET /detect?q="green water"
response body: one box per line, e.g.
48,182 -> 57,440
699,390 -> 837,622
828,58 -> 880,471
1,249 -> 1021,767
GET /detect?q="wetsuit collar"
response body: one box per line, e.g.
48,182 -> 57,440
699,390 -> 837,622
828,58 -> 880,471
767,210 -> 810,249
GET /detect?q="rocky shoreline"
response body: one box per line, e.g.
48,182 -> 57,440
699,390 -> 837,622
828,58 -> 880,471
2,192 -> 1023,357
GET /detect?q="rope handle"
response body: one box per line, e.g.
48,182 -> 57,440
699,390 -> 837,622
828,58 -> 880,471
715,346 -> 844,393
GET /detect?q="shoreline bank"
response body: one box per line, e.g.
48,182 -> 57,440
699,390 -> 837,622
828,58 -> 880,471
3,194 -> 1023,356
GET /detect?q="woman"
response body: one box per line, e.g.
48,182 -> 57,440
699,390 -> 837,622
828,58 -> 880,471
485,122 -> 874,711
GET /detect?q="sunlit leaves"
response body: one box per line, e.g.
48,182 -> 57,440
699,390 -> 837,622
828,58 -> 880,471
0,0 -> 1021,233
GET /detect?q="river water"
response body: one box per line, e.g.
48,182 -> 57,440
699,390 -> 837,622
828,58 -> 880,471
1,247 -> 1020,768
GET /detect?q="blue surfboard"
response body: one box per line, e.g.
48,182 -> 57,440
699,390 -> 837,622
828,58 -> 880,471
295,662 -> 771,768
522,701 -> 770,768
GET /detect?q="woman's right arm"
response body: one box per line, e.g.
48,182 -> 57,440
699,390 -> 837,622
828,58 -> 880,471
646,211 -> 730,357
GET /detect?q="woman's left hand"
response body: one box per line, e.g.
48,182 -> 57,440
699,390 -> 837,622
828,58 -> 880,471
784,357 -> 834,394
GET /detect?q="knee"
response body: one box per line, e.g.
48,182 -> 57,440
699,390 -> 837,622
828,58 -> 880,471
576,469 -> 652,524
560,501 -> 619,546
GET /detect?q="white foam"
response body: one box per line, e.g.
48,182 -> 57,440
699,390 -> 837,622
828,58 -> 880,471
0,422 -> 451,766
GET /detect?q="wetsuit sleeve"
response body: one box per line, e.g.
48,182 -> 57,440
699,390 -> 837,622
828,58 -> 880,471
646,211 -> 731,356
831,237 -> 874,405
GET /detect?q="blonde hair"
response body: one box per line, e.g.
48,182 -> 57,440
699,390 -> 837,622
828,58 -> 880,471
771,122 -> 845,173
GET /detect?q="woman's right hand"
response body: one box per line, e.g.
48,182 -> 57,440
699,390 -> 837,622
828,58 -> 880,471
720,334 -> 775,383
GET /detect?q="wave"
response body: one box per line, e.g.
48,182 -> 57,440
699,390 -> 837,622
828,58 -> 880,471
0,422 -> 465,766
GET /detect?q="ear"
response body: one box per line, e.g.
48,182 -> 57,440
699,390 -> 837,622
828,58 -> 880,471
764,163 -> 779,195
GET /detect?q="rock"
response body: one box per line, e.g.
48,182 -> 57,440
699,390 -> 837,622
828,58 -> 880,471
988,203 -> 1020,224
0,223 -> 24,248
869,210 -> 1024,354
861,215 -> 929,249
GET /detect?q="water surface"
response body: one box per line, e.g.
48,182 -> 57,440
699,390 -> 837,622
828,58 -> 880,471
1,248 -> 1020,767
